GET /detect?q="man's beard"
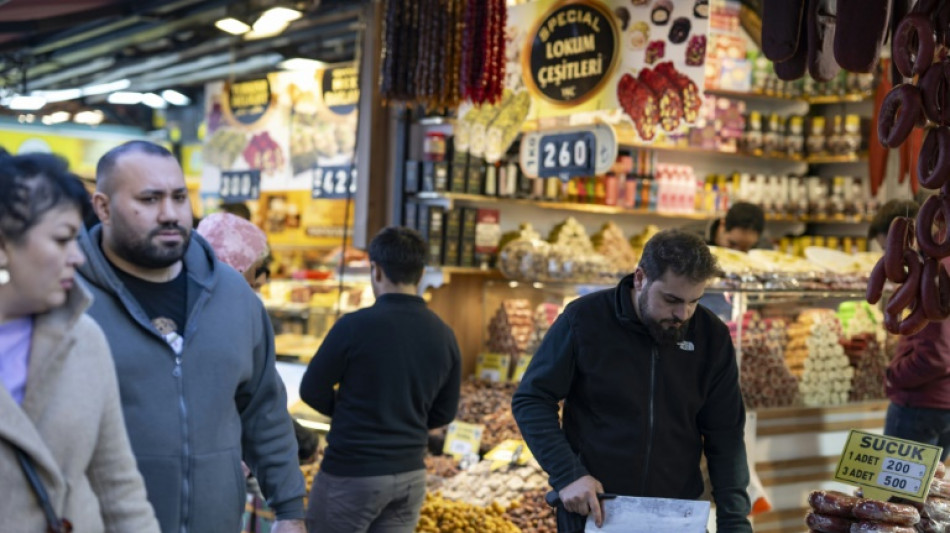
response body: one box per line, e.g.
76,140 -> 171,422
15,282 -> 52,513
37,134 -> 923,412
112,223 -> 191,269
638,290 -> 688,346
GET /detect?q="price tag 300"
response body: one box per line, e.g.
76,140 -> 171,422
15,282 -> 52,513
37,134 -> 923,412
834,430 -> 942,502
219,170 -> 261,201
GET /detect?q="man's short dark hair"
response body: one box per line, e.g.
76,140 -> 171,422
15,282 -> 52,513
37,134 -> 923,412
0,151 -> 91,244
368,226 -> 427,285
96,140 -> 175,194
724,202 -> 765,234
868,199 -> 919,242
639,229 -> 724,283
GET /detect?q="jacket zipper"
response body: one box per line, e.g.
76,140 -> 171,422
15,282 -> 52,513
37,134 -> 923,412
173,355 -> 191,533
641,346 -> 659,494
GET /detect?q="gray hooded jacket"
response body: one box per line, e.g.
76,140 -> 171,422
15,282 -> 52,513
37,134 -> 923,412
77,225 -> 304,533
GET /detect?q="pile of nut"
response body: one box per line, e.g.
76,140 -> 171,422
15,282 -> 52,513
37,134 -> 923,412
505,489 -> 557,533
425,455 -> 461,491
439,458 -> 549,509
482,409 -> 522,451
456,378 -> 518,423
415,493 -> 519,533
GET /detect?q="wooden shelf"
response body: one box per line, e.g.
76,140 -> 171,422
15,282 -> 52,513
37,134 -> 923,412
766,213 -> 872,224
704,88 -> 872,105
805,153 -> 868,164
412,192 -> 716,221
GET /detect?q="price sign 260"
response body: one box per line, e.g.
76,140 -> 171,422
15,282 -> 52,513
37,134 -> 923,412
538,131 -> 595,181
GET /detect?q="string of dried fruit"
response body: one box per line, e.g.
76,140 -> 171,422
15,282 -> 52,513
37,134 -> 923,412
447,0 -> 463,107
380,0 -> 401,101
414,0 -> 433,106
396,0 -> 412,99
406,0 -> 422,99
491,0 -> 506,103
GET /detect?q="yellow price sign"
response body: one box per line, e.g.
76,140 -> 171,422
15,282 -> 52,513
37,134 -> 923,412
475,353 -> 511,383
485,439 -> 534,470
834,430 -> 942,502
443,421 -> 485,459
512,354 -> 533,382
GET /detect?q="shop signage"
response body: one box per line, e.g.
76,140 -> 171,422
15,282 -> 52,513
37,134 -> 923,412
443,421 -> 485,459
475,353 -> 511,382
311,165 -> 356,199
513,354 -> 533,382
485,440 -> 534,468
321,66 -> 360,116
226,78 -> 273,125
520,123 -> 617,180
218,169 -> 261,201
525,1 -> 619,106
506,0 -> 710,136
834,429 -> 942,502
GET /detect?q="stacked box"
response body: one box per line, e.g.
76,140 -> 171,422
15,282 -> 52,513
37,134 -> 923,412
460,208 -> 478,267
442,208 -> 462,266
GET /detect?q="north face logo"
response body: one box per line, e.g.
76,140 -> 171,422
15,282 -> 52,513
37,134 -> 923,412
677,341 -> 695,352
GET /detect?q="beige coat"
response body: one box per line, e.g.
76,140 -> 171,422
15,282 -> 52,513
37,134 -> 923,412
0,285 -> 159,532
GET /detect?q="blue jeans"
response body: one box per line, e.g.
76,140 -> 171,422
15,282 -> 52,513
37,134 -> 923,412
885,403 -> 950,460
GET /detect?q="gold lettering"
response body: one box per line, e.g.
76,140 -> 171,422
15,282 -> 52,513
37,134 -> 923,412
567,9 -> 577,24
557,12 -> 566,27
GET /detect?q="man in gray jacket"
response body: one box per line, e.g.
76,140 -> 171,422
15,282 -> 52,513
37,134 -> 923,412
77,141 -> 306,533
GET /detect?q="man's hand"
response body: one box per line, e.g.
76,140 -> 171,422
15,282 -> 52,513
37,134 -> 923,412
271,519 -> 306,533
559,475 -> 605,527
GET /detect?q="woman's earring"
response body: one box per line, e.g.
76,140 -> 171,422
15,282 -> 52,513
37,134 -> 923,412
0,267 -> 9,285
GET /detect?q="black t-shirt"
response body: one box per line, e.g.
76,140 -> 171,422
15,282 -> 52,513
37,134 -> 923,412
113,265 -> 188,354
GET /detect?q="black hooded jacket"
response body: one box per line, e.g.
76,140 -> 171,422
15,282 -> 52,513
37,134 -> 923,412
512,274 -> 752,531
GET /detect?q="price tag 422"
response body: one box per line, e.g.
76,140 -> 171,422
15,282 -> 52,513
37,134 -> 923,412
834,429 -> 942,502
312,165 -> 357,199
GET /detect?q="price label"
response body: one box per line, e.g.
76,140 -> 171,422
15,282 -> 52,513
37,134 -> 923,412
312,165 -> 357,199
485,439 -> 534,468
834,430 -> 942,502
475,353 -> 511,383
520,123 -> 617,181
512,354 -> 533,382
443,421 -> 484,459
538,131 -> 594,180
219,170 -> 261,201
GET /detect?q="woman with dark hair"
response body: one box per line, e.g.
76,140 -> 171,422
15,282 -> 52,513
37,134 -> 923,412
0,152 -> 159,531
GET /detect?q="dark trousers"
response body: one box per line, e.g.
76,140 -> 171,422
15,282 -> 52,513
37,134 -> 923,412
305,469 -> 426,533
885,402 -> 950,461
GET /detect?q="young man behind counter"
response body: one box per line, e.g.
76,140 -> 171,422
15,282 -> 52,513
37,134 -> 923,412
299,226 -> 461,533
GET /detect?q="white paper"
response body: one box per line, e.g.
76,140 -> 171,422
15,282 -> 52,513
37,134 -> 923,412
587,496 -> 710,533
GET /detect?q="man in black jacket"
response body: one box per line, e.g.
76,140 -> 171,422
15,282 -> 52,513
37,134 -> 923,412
299,226 -> 461,533
512,230 -> 752,532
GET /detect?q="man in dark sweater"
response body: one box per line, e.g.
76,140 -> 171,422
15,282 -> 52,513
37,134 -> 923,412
512,230 -> 752,532
299,227 -> 461,533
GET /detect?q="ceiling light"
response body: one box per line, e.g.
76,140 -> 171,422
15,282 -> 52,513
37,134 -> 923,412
215,17 -> 250,35
82,79 -> 131,96
161,89 -> 191,106
31,88 -> 82,102
246,6 -> 302,39
257,7 -> 303,24
107,91 -> 143,105
8,95 -> 47,111
74,110 -> 105,126
42,111 -> 71,125
142,93 -> 167,109
279,58 -> 327,71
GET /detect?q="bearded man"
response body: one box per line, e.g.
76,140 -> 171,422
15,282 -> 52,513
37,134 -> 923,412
77,141 -> 305,533
512,230 -> 752,533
